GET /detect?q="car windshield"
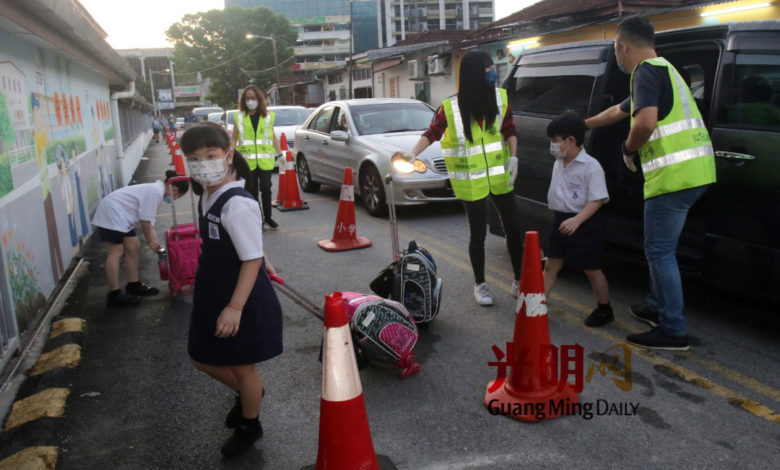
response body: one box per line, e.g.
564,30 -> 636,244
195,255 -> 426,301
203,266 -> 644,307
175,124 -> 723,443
273,108 -> 312,126
350,102 -> 434,136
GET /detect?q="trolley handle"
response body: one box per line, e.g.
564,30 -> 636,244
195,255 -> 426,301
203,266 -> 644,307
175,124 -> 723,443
166,175 -> 198,240
384,174 -> 400,263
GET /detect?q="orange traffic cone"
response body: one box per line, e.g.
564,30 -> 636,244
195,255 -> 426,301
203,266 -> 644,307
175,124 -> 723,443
484,231 -> 579,422
173,143 -> 187,176
277,151 -> 309,211
169,137 -> 176,165
318,168 -> 372,252
301,292 -> 396,470
272,134 -> 288,207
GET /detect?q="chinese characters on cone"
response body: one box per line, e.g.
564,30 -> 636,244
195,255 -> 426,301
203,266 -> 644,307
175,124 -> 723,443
317,168 -> 372,252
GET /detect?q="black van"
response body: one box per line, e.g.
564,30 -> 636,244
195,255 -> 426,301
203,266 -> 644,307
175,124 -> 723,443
498,21 -> 780,306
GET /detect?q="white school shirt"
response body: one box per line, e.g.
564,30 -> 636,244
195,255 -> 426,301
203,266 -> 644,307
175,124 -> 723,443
92,180 -> 164,232
200,179 -> 264,261
547,148 -> 609,213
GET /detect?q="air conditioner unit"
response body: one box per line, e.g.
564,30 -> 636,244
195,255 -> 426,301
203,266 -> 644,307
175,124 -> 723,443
427,56 -> 449,76
408,59 -> 425,80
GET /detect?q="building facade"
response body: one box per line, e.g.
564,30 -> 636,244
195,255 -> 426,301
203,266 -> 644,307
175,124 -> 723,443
380,0 -> 495,46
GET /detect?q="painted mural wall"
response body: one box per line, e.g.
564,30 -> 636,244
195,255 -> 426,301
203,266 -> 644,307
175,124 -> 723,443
0,30 -> 117,332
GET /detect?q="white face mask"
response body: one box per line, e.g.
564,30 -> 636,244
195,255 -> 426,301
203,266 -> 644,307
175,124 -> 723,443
550,141 -> 565,159
187,152 -> 229,187
246,99 -> 258,110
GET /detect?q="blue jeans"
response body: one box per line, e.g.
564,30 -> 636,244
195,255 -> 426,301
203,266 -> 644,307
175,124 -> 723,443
643,185 -> 709,337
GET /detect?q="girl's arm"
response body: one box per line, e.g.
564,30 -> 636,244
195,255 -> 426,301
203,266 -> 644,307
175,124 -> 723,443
215,257 -> 263,338
273,133 -> 281,154
230,123 -> 238,150
139,220 -> 161,252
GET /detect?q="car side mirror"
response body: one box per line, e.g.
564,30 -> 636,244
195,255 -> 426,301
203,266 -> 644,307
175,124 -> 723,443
331,130 -> 349,142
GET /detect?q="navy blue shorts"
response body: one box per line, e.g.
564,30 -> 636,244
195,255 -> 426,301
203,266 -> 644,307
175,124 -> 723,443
547,211 -> 605,270
98,227 -> 137,244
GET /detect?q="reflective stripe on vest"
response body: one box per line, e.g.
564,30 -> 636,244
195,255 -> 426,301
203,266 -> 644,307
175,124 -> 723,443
440,88 -> 512,201
631,57 -> 716,199
236,111 -> 276,171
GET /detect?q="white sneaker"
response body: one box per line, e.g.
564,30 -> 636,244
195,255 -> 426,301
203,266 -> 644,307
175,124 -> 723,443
473,282 -> 494,306
511,280 -> 519,298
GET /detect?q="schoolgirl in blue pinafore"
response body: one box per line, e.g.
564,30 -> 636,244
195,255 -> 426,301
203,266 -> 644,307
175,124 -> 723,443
188,184 -> 283,365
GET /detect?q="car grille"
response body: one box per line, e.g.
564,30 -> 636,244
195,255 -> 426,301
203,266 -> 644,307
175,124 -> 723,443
432,157 -> 448,174
287,139 -> 294,149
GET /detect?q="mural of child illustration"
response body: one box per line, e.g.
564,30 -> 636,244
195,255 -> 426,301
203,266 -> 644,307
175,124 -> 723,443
96,142 -> 113,198
70,143 -> 89,240
31,92 -> 64,280
56,144 -> 82,250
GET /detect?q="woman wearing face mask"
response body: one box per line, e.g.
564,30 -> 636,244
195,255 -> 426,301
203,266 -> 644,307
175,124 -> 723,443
403,49 -> 523,307
181,122 -> 283,458
92,169 -> 188,307
230,84 -> 282,229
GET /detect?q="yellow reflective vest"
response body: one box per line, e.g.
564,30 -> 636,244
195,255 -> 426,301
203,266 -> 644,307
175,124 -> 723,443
440,88 -> 512,201
631,57 -> 716,199
236,110 -> 276,171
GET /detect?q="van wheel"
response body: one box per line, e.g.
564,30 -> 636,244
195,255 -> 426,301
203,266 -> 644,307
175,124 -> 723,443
296,155 -> 320,192
359,165 -> 388,217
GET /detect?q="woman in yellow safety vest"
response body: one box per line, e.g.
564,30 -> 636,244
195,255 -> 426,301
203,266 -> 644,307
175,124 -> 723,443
404,50 -> 523,307
230,85 -> 282,228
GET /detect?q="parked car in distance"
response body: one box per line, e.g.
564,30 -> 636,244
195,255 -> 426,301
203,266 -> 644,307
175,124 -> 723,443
189,106 -> 224,124
268,105 -> 313,150
294,98 -> 455,216
225,109 -> 239,135
175,117 -> 185,129
207,111 -> 226,128
496,20 -> 780,306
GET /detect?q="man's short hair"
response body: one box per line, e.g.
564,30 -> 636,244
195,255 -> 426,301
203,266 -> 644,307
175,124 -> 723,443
546,112 -> 586,146
617,16 -> 655,48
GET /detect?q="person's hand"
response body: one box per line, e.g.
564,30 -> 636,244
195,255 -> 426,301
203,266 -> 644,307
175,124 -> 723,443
395,151 -> 415,162
559,217 -> 581,236
149,241 -> 162,253
506,156 -> 518,186
265,258 -> 276,276
623,154 -> 638,172
215,305 -> 242,338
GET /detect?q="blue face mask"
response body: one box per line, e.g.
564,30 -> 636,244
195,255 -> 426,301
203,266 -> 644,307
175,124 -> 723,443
485,68 -> 497,86
163,196 -> 172,204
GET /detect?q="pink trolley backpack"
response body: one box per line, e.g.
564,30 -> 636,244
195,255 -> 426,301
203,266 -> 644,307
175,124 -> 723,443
158,176 -> 201,297
340,291 -> 420,379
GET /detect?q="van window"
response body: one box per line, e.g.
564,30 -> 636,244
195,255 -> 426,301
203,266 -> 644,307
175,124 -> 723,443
723,53 -> 780,129
660,45 -> 720,125
510,74 -> 596,116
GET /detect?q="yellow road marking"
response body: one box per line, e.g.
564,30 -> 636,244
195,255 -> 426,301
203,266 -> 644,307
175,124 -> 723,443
369,216 -> 780,424
29,344 -> 82,377
5,388 -> 70,431
0,446 -> 58,470
49,318 -> 85,339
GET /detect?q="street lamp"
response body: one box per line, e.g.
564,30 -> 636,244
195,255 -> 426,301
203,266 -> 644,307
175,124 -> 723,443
246,33 -> 279,104
148,68 -> 170,115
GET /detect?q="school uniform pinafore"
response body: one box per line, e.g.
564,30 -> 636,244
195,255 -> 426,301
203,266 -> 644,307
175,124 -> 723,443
187,187 -> 283,365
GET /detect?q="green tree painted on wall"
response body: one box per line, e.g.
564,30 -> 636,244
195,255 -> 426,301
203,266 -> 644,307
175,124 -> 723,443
0,89 -> 15,154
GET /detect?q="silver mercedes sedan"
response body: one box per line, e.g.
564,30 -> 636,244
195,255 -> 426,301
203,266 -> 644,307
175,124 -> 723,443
293,98 -> 455,216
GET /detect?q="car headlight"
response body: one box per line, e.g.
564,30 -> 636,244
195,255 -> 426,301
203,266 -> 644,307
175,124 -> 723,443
392,155 -> 428,174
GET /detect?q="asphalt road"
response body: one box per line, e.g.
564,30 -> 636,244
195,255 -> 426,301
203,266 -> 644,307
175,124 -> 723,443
22,141 -> 780,469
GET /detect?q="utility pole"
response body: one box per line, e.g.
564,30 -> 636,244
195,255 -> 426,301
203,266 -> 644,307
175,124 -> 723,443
271,33 -> 279,104
348,0 -> 354,99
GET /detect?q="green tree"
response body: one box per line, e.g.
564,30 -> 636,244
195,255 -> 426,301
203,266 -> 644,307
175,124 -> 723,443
166,6 -> 297,108
0,89 -> 14,154
135,79 -> 153,104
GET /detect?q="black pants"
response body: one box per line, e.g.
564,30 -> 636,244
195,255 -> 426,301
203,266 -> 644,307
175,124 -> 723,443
245,167 -> 273,220
462,192 -> 524,284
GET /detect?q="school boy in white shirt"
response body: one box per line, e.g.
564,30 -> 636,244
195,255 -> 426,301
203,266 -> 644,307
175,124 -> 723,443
92,170 -> 188,307
543,113 -> 613,326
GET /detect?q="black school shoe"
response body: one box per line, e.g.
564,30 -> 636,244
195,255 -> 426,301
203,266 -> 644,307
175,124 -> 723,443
107,290 -> 140,307
225,388 -> 265,429
627,327 -> 690,351
126,281 -> 159,296
629,303 -> 659,327
584,305 -> 614,327
264,217 -> 279,229
221,417 -> 263,458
